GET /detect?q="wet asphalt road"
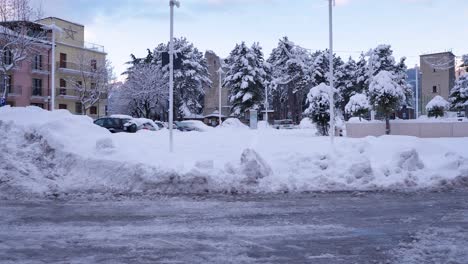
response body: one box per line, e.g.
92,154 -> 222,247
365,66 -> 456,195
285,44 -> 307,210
0,191 -> 467,264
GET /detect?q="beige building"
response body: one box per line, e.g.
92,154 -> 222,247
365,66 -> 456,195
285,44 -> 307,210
203,51 -> 230,118
36,17 -> 107,118
420,52 -> 456,114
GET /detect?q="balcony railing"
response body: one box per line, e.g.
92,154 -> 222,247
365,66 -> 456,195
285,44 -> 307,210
56,88 -> 79,98
57,61 -> 98,73
32,63 -> 51,73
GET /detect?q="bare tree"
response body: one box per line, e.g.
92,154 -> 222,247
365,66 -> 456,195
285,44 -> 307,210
66,51 -> 113,114
0,0 -> 47,102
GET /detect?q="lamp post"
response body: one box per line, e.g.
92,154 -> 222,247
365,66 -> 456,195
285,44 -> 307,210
217,67 -> 224,125
264,85 -> 269,124
415,64 -> 419,119
169,0 -> 180,153
328,0 -> 335,142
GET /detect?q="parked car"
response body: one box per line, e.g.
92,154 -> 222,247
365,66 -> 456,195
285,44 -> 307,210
94,116 -> 132,133
123,118 -> 160,133
272,119 -> 296,129
175,120 -> 212,132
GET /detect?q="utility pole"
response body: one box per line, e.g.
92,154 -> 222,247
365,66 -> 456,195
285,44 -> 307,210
169,0 -> 180,152
328,0 -> 335,143
42,23 -> 62,111
264,85 -> 269,124
217,67 -> 224,125
415,64 -> 419,119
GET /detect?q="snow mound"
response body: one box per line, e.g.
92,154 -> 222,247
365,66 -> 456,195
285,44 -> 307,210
299,118 -> 316,129
220,118 -> 249,129
2,107 -> 468,199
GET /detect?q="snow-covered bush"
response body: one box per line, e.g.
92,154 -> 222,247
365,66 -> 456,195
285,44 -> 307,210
345,93 -> 370,121
220,118 -> 248,129
368,71 -> 406,134
304,83 -> 332,136
426,96 -> 449,118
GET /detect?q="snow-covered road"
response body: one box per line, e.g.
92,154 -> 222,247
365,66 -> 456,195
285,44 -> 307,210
1,191 -> 467,264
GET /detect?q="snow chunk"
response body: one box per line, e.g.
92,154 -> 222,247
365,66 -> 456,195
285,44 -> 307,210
240,149 -> 272,184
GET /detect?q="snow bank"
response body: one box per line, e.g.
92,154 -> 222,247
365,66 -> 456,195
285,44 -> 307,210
299,118 -> 315,129
1,106 -> 468,199
220,118 -> 249,129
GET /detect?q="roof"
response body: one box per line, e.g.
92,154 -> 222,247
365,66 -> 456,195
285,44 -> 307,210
36,17 -> 84,27
420,51 -> 455,58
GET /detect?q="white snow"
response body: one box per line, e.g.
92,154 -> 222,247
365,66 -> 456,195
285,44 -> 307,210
1,106 -> 468,199
425,95 -> 450,111
345,93 -> 370,114
298,118 -> 316,129
220,118 -> 249,129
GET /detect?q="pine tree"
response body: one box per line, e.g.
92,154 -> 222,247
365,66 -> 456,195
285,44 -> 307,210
224,42 -> 267,116
267,37 -> 312,122
393,57 -> 414,108
449,74 -> 468,110
355,53 -> 368,93
345,93 -> 370,121
368,71 -> 406,134
426,95 -> 449,118
336,57 -> 358,112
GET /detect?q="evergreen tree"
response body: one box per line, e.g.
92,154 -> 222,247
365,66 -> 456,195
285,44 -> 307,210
304,83 -> 333,136
345,93 -> 370,121
224,42 -> 268,116
449,74 -> 468,110
267,37 -> 312,122
426,95 -> 449,118
336,57 -> 358,112
368,71 -> 406,134
393,57 -> 414,107
355,53 -> 369,93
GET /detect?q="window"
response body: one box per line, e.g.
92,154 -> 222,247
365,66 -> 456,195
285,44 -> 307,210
59,53 -> 67,68
432,86 -> 437,93
3,49 -> 12,65
59,104 -> 67,110
60,79 -> 66,87
94,118 -> 105,126
75,102 -> 82,114
91,83 -> 96,89
32,78 -> 42,96
31,103 -> 44,109
90,106 -> 97,115
33,54 -> 42,70
91,59 -> 97,70
77,81 -> 82,87
59,79 -> 66,95
433,68 -> 436,73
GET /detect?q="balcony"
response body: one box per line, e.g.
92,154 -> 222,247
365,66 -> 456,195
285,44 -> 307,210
32,63 -> 51,75
56,88 -> 79,100
57,61 -> 98,75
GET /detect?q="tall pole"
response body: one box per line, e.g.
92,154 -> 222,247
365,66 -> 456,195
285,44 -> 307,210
217,67 -> 223,125
50,29 -> 56,111
328,0 -> 335,142
415,64 -> 419,119
169,0 -> 178,152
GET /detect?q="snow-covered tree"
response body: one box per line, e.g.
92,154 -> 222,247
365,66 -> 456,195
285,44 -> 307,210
393,57 -> 414,107
66,52 -> 113,115
153,38 -> 211,119
449,73 -> 468,110
311,49 -> 343,87
304,83 -> 333,136
367,45 -> 396,79
345,93 -> 370,121
224,42 -> 268,116
336,57 -> 358,112
368,71 -> 406,134
268,37 -> 312,122
123,64 -> 167,119
355,53 -> 369,93
426,95 -> 449,118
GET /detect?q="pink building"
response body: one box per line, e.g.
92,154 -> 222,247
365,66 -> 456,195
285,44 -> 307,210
1,21 -> 52,109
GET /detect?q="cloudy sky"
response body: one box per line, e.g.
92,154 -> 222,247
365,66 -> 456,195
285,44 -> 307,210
31,0 -> 468,80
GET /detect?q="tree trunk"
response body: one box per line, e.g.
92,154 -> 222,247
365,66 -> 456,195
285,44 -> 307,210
385,114 -> 390,135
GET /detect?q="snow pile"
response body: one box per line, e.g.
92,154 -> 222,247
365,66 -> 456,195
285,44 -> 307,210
1,107 -> 468,199
220,118 -> 249,129
298,118 -> 315,129
347,117 -> 369,123
425,95 -> 450,111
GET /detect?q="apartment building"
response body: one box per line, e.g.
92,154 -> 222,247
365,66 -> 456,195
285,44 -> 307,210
420,52 -> 456,114
1,21 -> 52,109
36,17 -> 107,118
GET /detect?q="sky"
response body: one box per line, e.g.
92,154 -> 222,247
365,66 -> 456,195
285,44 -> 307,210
31,0 -> 468,81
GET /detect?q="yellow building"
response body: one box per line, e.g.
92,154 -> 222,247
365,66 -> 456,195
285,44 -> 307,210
36,17 -> 107,118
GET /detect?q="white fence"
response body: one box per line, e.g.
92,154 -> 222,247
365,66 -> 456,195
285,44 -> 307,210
346,121 -> 468,138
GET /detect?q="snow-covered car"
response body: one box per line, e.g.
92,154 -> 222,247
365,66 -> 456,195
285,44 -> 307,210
175,120 -> 211,132
123,118 -> 161,133
94,116 -> 132,133
272,119 -> 296,129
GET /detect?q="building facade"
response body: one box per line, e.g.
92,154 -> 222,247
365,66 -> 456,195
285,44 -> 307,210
202,50 -> 231,117
37,17 -> 107,118
1,22 -> 52,109
420,52 -> 456,115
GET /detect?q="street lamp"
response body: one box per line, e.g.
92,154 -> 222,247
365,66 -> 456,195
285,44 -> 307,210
216,67 -> 224,125
415,64 -> 419,119
169,0 -> 180,153
328,0 -> 335,143
42,23 -> 63,111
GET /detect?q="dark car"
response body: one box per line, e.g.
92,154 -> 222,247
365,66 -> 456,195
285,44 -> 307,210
94,117 -> 131,133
